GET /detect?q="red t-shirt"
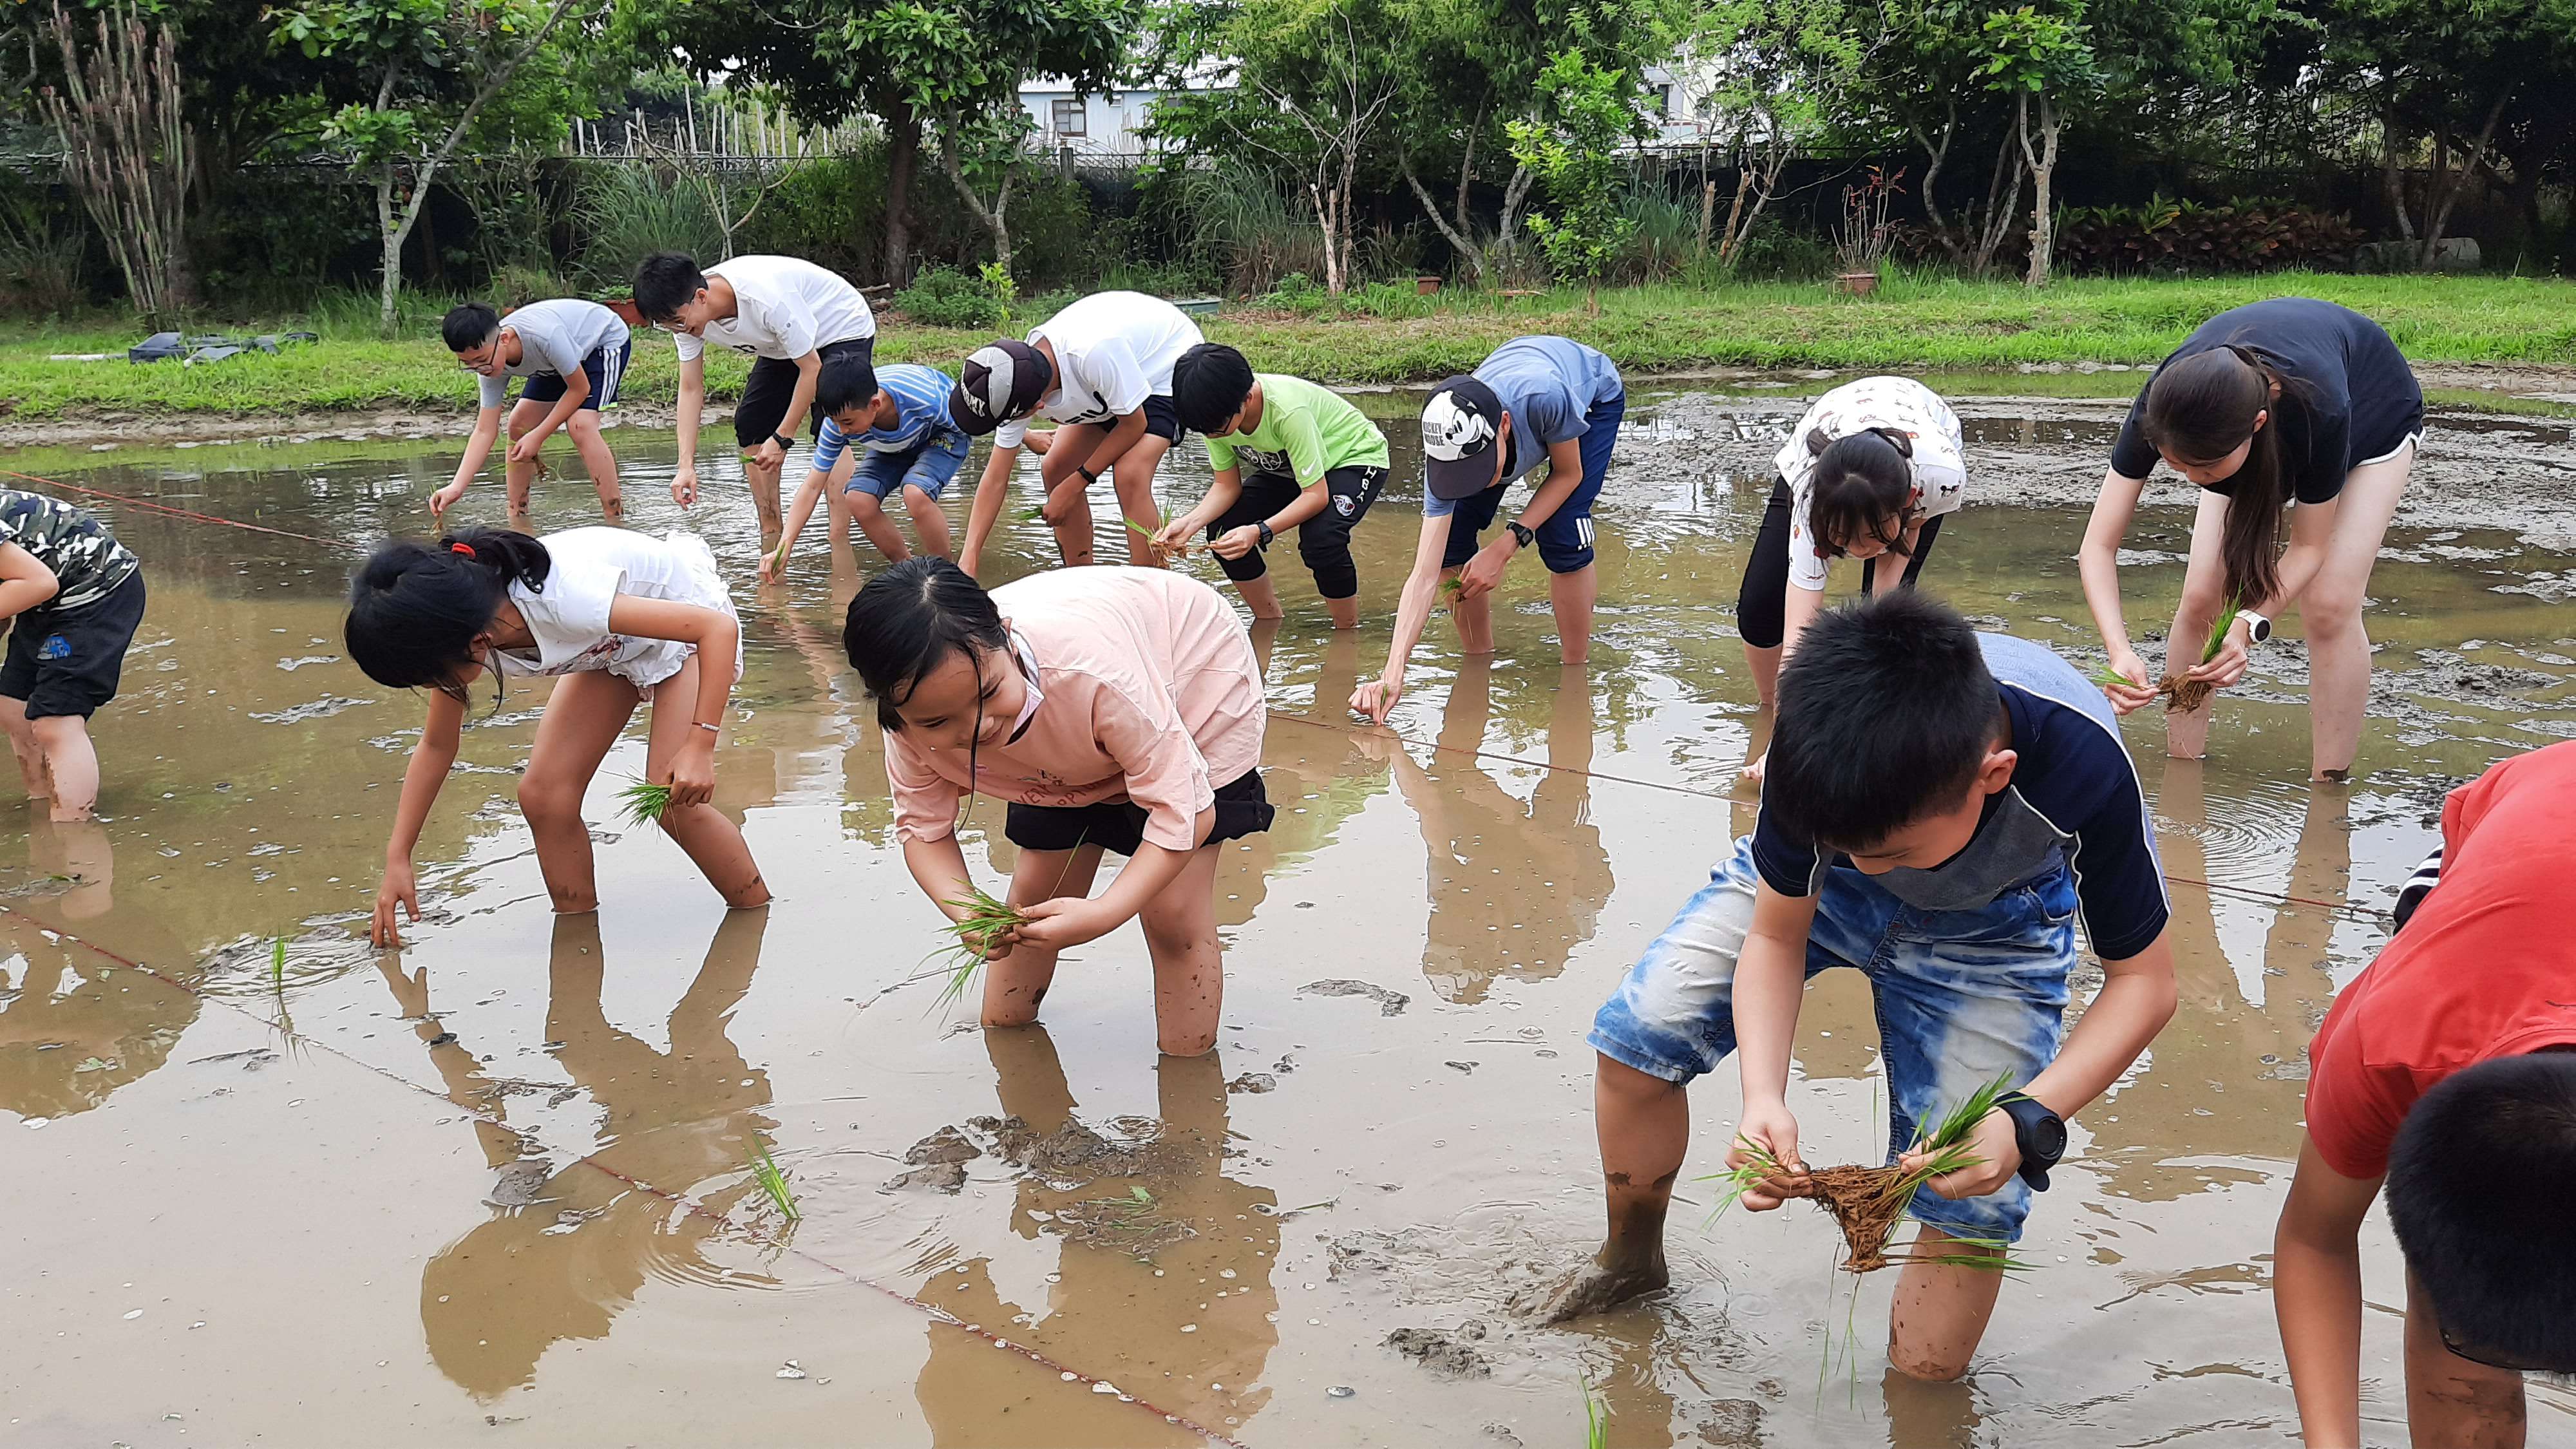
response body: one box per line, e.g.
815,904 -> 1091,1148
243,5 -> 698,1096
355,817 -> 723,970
2305,741 -> 2576,1179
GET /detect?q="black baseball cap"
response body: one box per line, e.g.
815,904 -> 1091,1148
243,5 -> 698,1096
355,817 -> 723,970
950,339 -> 1052,436
1421,375 -> 1508,500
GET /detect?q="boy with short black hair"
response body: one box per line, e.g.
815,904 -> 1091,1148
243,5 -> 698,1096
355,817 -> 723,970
634,252 -> 876,537
0,488 -> 146,822
2273,741 -> 2576,1448
764,354 -> 965,578
1157,343 -> 1389,629
433,299 -> 634,522
1352,334 -> 1625,723
1529,592 -> 2178,1384
948,290 -> 1203,576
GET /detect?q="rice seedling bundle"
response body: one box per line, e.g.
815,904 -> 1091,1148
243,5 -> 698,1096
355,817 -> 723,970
1121,507 -> 1198,560
617,776 -> 674,829
930,884 -> 1031,1011
2090,596 -> 2242,714
1707,1075 -> 2028,1275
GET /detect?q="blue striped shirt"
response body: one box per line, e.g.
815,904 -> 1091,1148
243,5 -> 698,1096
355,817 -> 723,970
811,364 -> 959,474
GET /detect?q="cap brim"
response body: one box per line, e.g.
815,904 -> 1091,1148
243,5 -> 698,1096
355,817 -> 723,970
1425,450 -> 1499,501
947,385 -> 1001,437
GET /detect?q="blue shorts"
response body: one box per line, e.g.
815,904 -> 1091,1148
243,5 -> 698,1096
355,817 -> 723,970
848,430 -> 970,501
1587,834 -> 2075,1243
1441,390 -> 1623,574
517,339 -> 630,412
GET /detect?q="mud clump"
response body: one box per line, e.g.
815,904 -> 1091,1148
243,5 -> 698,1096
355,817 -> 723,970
1385,1323 -> 1493,1379
1046,1188 -> 1196,1258
882,1126 -> 982,1194
1226,1072 -> 1276,1095
1803,1164 -> 1913,1273
971,1113 -> 1168,1187
2160,676 -> 2216,715
1300,979 -> 1409,1016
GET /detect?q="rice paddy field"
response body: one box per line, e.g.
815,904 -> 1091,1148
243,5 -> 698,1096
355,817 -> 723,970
6,375 -> 2576,1447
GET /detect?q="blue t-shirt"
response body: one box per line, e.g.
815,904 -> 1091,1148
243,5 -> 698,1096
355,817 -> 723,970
1751,633 -> 2171,961
1424,336 -> 1624,517
811,364 -> 960,475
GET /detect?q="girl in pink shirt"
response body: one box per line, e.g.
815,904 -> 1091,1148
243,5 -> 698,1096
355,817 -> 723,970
846,558 -> 1270,1056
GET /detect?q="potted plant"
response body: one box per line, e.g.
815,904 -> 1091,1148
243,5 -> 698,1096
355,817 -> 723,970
1832,164 -> 1904,296
1414,275 -> 1442,296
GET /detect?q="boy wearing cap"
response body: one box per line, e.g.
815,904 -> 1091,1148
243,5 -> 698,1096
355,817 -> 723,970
950,291 -> 1204,576
432,298 -> 634,523
1349,335 -> 1624,724
2273,741 -> 2576,1447
632,251 -> 876,538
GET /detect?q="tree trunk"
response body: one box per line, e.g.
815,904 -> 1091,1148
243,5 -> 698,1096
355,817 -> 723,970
2418,91 -> 2508,269
938,128 -> 1015,276
377,166 -> 402,332
2019,91 -> 2060,288
1310,181 -> 1342,295
1497,162 -> 1534,254
1454,97 -> 1483,239
1714,166 -> 1752,269
1402,158 -> 1484,283
882,108 -> 922,284
1908,108 -> 1962,265
1698,175 -> 1716,258
2381,99 -> 2414,242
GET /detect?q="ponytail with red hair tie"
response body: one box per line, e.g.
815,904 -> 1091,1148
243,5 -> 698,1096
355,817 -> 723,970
451,542 -> 476,558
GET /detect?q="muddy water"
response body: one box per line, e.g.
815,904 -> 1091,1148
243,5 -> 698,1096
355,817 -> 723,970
6,381 -> 2575,1448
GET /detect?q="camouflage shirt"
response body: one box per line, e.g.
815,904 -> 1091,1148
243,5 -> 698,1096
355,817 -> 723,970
0,489 -> 141,611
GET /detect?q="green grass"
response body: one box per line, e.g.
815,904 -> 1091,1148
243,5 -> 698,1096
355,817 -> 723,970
6,272 -> 2572,420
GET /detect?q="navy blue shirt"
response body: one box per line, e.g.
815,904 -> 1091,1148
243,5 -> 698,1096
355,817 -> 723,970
2108,298 -> 2423,506
1752,633 -> 2171,961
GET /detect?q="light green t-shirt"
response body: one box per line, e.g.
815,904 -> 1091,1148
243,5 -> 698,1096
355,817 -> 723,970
1203,374 -> 1390,484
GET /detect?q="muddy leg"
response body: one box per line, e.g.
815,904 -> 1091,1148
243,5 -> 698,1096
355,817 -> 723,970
1448,568 -> 1496,655
1522,1053 -> 1685,1323
2405,1269 -> 2526,1449
645,660 -> 770,908
981,844 -> 1104,1029
2163,486 -> 2232,760
0,694 -> 53,802
517,672 -> 636,914
565,411 -> 623,522
1885,1224 -> 2007,1380
30,714 -> 99,821
1137,842 -> 1224,1057
905,483 -> 954,560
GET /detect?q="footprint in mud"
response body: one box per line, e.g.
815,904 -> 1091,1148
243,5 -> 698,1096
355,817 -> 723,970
1299,979 -> 1408,1016
1385,1322 -> 1493,1379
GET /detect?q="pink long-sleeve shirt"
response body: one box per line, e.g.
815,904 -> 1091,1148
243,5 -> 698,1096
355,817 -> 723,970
884,567 -> 1265,853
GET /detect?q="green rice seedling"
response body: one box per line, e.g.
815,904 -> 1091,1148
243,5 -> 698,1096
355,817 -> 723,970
931,884 -> 1030,1011
271,936 -> 287,993
1015,505 -> 1049,524
1581,1368 -> 1608,1449
750,1141 -> 800,1222
1122,506 -> 1196,559
1439,576 -> 1464,601
2095,595 -> 2244,711
618,775 -> 674,829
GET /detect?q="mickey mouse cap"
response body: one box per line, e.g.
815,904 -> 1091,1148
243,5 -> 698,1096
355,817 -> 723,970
949,339 -> 1052,437
1421,374 -> 1506,500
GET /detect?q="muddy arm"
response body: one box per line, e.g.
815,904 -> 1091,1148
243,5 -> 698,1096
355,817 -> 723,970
2274,1135 -> 2381,1448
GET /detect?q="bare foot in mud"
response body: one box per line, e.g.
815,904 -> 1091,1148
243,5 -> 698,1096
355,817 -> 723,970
1515,1255 -> 1671,1325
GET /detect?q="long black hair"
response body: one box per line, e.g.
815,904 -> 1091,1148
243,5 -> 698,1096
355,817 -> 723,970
842,556 -> 1009,734
345,529 -> 551,701
1804,426 -> 1918,560
2143,343 -> 2307,606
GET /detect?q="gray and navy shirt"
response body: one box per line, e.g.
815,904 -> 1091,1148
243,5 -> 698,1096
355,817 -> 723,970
1423,336 -> 1625,517
477,299 -> 631,410
1751,632 -> 2170,960
0,489 -> 141,611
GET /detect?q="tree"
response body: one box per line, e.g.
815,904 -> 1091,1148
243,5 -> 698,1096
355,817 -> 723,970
1508,49 -> 1640,304
39,2 -> 193,323
621,0 -> 1129,284
1852,0 -> 2023,276
1685,0 -> 1870,272
270,0 -> 592,329
1975,3 -> 2096,287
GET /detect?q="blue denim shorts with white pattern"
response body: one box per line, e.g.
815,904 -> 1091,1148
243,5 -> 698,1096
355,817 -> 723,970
1588,833 -> 2076,1242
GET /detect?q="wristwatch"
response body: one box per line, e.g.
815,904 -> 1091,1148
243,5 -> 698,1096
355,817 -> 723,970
1255,521 -> 1275,549
2240,609 -> 2273,644
1993,1090 -> 2067,1191
771,431 -> 795,451
1506,521 -> 1536,549
1077,465 -> 1099,485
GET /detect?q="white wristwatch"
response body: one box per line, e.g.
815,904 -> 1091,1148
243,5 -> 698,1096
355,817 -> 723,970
2240,610 -> 2272,644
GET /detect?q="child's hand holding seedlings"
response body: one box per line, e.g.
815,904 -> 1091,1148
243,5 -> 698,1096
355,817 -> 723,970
1005,894 -> 1120,952
2184,616 -> 2253,689
1725,1101 -> 1812,1209
507,431 -> 549,465
1208,525 -> 1263,561
1153,513 -> 1200,558
2096,645 -> 2161,716
1349,675 -> 1402,725
670,466 -> 700,509
665,731 -> 717,810
1455,537 -> 1512,600
1899,1106 -> 2021,1200
428,480 -> 469,520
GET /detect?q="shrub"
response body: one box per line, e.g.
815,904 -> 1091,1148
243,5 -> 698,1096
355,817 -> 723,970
895,265 -> 1007,328
0,175 -> 90,316
1257,271 -> 1329,314
2054,196 -> 2365,276
569,164 -> 723,291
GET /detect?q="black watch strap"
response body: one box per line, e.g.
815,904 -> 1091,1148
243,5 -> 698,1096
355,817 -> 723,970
1506,520 -> 1536,548
772,431 -> 795,450
1255,520 -> 1274,548
1994,1090 -> 2066,1191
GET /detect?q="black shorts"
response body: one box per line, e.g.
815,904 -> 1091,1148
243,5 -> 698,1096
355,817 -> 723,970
1734,475 -> 1946,650
518,339 -> 632,412
1005,768 -> 1273,857
734,336 -> 875,449
0,571 -> 146,720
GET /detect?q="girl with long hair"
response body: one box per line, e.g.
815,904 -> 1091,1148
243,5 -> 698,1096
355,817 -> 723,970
346,527 -> 768,946
846,559 -> 1271,1057
2078,298 -> 2423,779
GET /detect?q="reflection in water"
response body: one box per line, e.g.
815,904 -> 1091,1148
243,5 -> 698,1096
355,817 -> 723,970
917,1028 -> 1278,1446
0,819 -> 196,1117
1394,659 -> 1614,1002
415,908 -> 777,1398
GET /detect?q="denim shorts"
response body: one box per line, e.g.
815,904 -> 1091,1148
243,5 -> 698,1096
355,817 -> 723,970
849,430 -> 970,500
1588,833 -> 2076,1242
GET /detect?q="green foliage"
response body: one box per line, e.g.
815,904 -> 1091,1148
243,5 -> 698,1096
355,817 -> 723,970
1510,50 -> 1643,292
1139,158 -> 1325,297
895,265 -> 1007,328
570,164 -> 722,290
0,177 -> 90,317
2055,196 -> 2365,275
1260,272 -> 1330,312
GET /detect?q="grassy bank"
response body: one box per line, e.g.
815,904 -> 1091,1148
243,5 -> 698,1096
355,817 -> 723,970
5,270 -> 2573,421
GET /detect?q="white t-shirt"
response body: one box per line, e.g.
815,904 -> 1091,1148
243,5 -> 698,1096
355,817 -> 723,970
493,528 -> 738,688
478,299 -> 629,410
672,256 -> 875,363
994,291 -> 1203,449
1774,376 -> 1967,592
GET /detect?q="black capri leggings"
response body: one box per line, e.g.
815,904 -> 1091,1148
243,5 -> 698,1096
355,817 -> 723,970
1204,465 -> 1388,600
1735,475 -> 1946,649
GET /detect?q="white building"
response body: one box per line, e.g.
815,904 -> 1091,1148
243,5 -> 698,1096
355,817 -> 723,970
1017,64 -> 1231,160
